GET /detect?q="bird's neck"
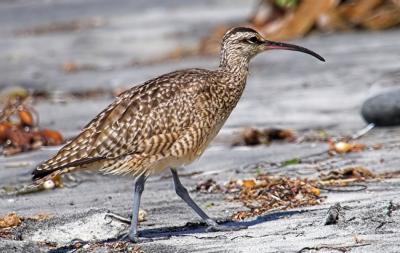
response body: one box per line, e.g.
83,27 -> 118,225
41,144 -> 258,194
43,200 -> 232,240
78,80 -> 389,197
218,52 -> 250,81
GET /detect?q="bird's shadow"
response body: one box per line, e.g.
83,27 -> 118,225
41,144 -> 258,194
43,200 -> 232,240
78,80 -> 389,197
139,209 -> 305,239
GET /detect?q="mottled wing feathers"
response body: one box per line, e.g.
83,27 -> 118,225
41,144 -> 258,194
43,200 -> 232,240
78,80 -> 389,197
32,89 -> 135,179
32,69 -> 213,180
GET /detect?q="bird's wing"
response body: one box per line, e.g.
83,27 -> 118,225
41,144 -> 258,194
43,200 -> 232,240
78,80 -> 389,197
32,69 -> 211,179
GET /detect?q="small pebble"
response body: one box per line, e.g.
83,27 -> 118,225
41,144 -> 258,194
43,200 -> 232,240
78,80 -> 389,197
43,180 -> 55,190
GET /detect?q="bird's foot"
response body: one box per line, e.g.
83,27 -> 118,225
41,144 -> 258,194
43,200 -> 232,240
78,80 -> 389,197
204,218 -> 247,232
105,213 -> 150,243
116,231 -> 154,243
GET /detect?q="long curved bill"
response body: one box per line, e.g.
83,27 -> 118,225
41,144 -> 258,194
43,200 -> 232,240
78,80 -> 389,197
263,40 -> 325,62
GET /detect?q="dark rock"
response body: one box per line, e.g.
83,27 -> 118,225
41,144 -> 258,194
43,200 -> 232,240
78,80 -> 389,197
361,89 -> 400,126
324,203 -> 343,225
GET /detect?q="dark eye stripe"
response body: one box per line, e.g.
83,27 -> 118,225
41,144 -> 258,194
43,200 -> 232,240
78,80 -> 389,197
247,36 -> 261,44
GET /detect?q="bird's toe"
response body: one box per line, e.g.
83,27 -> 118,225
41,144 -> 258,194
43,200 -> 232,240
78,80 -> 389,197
128,234 -> 154,243
105,212 -> 131,224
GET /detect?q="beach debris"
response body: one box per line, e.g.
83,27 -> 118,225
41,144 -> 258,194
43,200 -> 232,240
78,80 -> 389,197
187,0 -> 400,58
0,212 -> 52,231
193,179 -> 222,193
233,127 -> 296,146
282,157 -> 301,166
320,166 -> 375,182
328,140 -> 366,154
69,241 -> 142,253
105,209 -> 147,224
225,174 -> 323,220
194,165 -> 400,221
0,213 -> 22,229
324,202 -> 344,225
138,209 -> 147,222
0,90 -> 64,156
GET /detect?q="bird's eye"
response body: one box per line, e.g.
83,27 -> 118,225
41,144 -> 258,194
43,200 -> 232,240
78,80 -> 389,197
247,36 -> 260,44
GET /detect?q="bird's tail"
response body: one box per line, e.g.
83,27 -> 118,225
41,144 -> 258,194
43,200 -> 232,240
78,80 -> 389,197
13,167 -> 77,195
32,166 -> 75,186
30,156 -> 104,194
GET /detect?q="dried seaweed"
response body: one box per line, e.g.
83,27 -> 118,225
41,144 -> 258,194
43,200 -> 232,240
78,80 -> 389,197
320,166 -> 375,181
225,174 -> 323,220
0,92 -> 63,156
0,212 -> 52,232
195,165 -> 400,221
0,213 -> 22,229
233,127 -> 296,146
193,179 -> 222,193
195,0 -> 400,57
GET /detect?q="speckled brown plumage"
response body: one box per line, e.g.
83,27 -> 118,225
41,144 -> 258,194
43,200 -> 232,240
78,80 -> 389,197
33,67 -> 246,180
32,27 -> 324,183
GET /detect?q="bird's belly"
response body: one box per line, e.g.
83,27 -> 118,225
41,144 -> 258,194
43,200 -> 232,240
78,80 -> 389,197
185,121 -> 226,163
150,121 -> 225,175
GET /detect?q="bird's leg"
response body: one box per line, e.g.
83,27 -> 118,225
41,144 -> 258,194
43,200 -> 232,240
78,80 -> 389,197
170,168 -> 247,232
128,174 -> 147,242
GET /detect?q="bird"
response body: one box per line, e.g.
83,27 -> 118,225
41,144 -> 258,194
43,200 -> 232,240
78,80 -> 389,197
32,27 -> 325,242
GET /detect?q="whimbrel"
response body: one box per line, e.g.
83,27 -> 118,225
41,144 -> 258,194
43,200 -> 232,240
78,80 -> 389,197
32,27 -> 324,242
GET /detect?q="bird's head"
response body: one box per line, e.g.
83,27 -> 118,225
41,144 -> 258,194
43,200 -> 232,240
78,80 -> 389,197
220,27 -> 325,65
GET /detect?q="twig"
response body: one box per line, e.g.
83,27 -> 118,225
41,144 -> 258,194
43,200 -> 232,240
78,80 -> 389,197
375,221 -> 386,231
105,212 -> 131,224
319,184 -> 368,192
297,243 -> 371,253
193,234 -> 228,240
230,234 -> 255,241
352,123 -> 375,140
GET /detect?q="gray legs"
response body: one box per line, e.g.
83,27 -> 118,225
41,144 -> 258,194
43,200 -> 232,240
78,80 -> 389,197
170,168 -> 217,226
170,168 -> 247,231
128,174 -> 147,241
108,169 -> 246,243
